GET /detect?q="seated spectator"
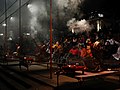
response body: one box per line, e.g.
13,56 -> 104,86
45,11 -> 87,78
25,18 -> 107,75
112,46 -> 120,60
69,46 -> 79,58
80,45 -> 87,58
86,45 -> 93,57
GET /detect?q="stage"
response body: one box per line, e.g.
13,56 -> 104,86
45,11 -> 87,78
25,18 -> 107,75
75,70 -> 119,82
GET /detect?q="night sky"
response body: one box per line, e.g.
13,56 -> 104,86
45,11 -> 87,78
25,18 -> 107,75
82,0 -> 120,19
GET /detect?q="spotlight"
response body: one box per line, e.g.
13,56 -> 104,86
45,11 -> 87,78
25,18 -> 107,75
2,23 -> 6,27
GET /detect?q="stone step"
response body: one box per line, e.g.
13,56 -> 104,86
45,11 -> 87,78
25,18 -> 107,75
0,77 -> 10,90
1,65 -> 54,89
0,70 -> 27,90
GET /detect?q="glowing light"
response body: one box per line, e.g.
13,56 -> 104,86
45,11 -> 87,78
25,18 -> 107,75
8,37 -> 12,41
2,23 -> 6,27
0,33 -> 3,36
98,13 -> 104,17
10,17 -> 13,20
72,29 -> 75,33
10,16 -> 15,21
27,4 -> 32,8
107,68 -> 111,71
24,33 -> 30,36
97,20 -> 101,32
26,33 -> 30,36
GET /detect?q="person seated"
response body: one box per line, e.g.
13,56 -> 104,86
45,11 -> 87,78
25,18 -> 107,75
80,45 -> 87,58
69,46 -> 79,58
112,46 -> 120,60
86,45 -> 93,57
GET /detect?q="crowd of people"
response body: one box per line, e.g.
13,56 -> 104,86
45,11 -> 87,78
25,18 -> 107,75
50,30 -> 120,64
0,29 -> 119,70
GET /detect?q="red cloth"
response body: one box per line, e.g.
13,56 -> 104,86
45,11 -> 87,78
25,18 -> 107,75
69,48 -> 79,55
80,48 -> 87,58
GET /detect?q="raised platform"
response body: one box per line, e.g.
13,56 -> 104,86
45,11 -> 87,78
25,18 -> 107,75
75,70 -> 119,82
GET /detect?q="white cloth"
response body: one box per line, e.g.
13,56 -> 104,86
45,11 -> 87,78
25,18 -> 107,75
112,46 -> 120,60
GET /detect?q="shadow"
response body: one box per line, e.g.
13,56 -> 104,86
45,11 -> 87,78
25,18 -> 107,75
55,79 -> 120,90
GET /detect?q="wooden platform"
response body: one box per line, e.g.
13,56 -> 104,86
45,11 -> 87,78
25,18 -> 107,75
75,70 -> 119,82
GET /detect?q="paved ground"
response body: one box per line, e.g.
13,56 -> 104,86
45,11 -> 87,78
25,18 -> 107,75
0,60 -> 120,90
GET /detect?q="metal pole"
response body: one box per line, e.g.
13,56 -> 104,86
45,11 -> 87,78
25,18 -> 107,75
4,0 -> 7,56
50,0 -> 53,79
19,0 -> 22,55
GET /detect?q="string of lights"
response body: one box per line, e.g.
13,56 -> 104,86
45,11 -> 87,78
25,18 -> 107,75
0,0 -> 31,25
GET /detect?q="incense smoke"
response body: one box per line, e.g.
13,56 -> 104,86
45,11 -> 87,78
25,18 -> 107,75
27,0 -> 86,41
67,18 -> 94,33
28,0 -> 48,40
53,0 -> 84,23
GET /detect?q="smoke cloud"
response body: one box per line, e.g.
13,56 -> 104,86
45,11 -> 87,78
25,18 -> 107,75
67,18 -> 94,33
27,0 -> 86,41
28,0 -> 48,40
53,0 -> 84,23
